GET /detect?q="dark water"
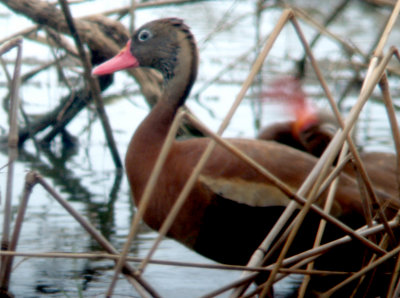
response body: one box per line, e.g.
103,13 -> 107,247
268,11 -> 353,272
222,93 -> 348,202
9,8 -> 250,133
0,0 -> 398,297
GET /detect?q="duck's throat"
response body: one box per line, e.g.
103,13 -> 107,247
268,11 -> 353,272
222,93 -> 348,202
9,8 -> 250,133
163,70 -> 195,109
161,37 -> 198,109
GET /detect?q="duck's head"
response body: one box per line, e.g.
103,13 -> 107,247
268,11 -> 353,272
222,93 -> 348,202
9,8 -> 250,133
93,18 -> 198,106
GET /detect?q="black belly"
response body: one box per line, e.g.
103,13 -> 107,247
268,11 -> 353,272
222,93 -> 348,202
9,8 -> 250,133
192,196 -> 390,296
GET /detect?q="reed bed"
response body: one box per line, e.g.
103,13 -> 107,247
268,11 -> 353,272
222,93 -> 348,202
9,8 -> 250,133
1,0 -> 400,297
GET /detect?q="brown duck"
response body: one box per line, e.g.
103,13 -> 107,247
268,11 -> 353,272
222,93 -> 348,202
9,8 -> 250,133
93,18 -> 399,296
257,97 -> 399,198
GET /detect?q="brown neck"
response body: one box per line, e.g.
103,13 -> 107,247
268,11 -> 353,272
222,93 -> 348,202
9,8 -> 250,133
125,25 -> 198,200
133,26 -> 198,147
125,64 -> 196,197
137,99 -> 177,145
125,100 -> 176,201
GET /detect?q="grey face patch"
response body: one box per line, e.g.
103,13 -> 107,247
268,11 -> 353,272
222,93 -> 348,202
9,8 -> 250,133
156,48 -> 179,82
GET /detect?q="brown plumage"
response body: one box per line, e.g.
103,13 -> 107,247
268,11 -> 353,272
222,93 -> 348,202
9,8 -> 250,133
257,76 -> 337,158
93,18 -> 399,296
257,114 -> 337,158
257,104 -> 400,198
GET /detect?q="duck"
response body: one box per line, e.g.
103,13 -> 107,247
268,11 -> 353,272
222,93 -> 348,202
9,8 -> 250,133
257,109 -> 337,159
256,76 -> 339,158
92,18 -> 399,296
257,92 -> 400,198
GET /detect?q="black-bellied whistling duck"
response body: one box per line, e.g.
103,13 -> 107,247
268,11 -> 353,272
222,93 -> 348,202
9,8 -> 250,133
257,76 -> 338,158
93,18 -> 398,296
257,84 -> 400,198
257,109 -> 337,158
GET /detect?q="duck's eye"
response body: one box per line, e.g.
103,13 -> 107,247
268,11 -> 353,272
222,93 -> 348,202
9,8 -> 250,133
138,29 -> 152,42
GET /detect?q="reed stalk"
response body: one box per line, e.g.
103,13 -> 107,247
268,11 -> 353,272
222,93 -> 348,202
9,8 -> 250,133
298,143 -> 349,296
377,73 -> 400,297
380,74 -> 400,200
0,37 -> 22,295
58,0 -> 122,169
